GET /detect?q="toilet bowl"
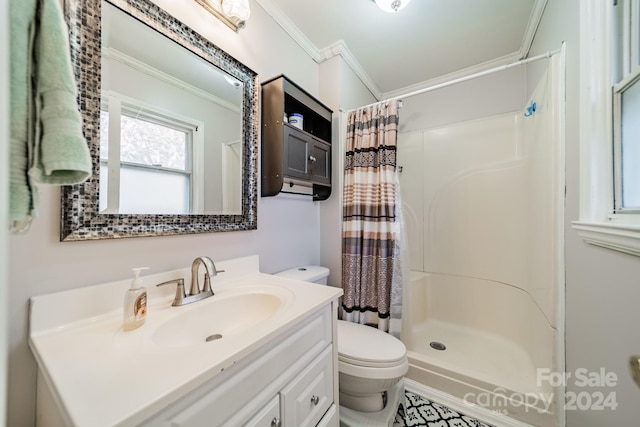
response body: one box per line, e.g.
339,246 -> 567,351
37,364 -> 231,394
275,265 -> 408,417
336,319 -> 408,412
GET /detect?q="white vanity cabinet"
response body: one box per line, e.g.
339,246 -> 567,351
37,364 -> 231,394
30,257 -> 343,427
245,396 -> 280,427
140,304 -> 339,427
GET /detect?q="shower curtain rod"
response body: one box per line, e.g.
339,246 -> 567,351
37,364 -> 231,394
348,48 -> 562,113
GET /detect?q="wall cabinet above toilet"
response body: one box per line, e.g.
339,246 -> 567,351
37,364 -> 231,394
261,75 -> 333,200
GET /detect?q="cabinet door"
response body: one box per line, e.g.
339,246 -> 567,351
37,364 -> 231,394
284,126 -> 310,180
309,140 -> 330,185
281,346 -> 333,427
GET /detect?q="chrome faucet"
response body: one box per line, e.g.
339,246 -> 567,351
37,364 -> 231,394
157,256 -> 224,306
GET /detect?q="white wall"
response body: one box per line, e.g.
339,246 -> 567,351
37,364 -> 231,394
6,1 -> 326,425
530,1 -> 640,426
318,55 -> 377,287
398,66 -> 526,133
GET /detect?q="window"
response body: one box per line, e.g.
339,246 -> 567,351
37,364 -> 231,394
614,72 -> 640,212
613,0 -> 640,214
99,93 -> 204,214
574,0 -> 640,256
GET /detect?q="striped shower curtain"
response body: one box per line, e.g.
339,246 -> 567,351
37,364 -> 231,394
342,100 -> 403,337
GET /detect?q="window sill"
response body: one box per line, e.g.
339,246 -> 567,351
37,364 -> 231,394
572,220 -> 640,257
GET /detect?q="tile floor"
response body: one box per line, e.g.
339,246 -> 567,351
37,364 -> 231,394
393,391 -> 495,427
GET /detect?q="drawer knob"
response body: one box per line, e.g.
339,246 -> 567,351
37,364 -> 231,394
309,155 -> 317,162
310,395 -> 320,406
270,417 -> 281,427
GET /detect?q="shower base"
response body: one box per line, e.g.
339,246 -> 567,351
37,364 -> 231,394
410,319 -> 538,394
406,319 -> 556,426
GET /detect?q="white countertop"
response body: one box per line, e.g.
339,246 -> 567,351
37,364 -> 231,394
29,256 -> 342,427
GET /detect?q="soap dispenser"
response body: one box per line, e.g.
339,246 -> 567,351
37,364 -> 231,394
123,267 -> 149,331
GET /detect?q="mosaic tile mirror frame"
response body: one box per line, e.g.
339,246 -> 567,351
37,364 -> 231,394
61,0 -> 259,241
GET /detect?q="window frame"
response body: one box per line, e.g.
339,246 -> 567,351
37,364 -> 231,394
612,66 -> 640,214
573,0 -> 640,256
100,92 -> 205,214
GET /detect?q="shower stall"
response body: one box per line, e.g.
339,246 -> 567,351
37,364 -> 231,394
397,51 -> 565,426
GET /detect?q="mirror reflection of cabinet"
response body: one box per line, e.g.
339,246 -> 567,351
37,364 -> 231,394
261,75 -> 332,200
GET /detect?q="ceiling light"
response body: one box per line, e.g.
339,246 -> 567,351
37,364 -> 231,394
222,0 -> 251,22
194,0 -> 250,31
224,74 -> 242,88
374,0 -> 412,13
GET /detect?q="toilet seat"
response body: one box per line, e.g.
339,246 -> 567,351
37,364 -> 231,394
337,320 -> 406,361
338,354 -> 404,369
337,320 -> 408,380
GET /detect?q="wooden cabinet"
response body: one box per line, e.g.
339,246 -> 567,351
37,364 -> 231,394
262,75 -> 332,200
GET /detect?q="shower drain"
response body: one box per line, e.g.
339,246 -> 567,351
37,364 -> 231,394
429,341 -> 446,351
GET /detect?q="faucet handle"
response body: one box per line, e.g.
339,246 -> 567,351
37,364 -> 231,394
202,263 -> 225,293
156,278 -> 186,306
208,258 -> 225,277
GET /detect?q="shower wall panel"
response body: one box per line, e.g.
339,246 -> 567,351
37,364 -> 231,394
398,87 -> 560,328
396,54 -> 564,427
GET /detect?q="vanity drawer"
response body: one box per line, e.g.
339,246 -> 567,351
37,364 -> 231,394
156,306 -> 333,427
280,345 -> 333,427
244,395 -> 280,427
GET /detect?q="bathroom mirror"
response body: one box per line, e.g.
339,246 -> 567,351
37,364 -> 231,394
61,0 -> 258,241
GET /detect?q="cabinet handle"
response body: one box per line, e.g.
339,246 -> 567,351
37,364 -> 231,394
308,155 -> 317,162
270,417 -> 281,427
310,395 -> 320,406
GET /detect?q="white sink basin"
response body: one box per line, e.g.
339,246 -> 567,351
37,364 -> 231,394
152,290 -> 288,347
29,257 -> 344,427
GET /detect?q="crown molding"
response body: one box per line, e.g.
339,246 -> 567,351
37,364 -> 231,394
318,41 -> 382,100
256,0 -> 548,103
253,0 -> 323,62
254,0 -> 383,99
103,47 -> 241,113
381,0 -> 548,100
520,0 -> 549,58
381,49 -> 523,100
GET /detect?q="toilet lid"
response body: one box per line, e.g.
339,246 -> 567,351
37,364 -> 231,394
275,266 -> 329,283
337,320 -> 406,367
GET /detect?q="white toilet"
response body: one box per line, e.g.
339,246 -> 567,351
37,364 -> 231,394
275,266 -> 408,425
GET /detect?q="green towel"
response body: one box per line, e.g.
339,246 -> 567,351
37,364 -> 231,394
9,0 -> 92,233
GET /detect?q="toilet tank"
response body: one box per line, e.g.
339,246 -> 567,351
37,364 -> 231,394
275,266 -> 330,285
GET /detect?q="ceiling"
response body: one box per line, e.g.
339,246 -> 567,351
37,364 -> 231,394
256,0 -> 546,99
104,1 -> 243,108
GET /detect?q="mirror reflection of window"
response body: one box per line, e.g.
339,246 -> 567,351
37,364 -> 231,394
100,0 -> 243,216
99,96 -> 203,214
61,0 -> 258,240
